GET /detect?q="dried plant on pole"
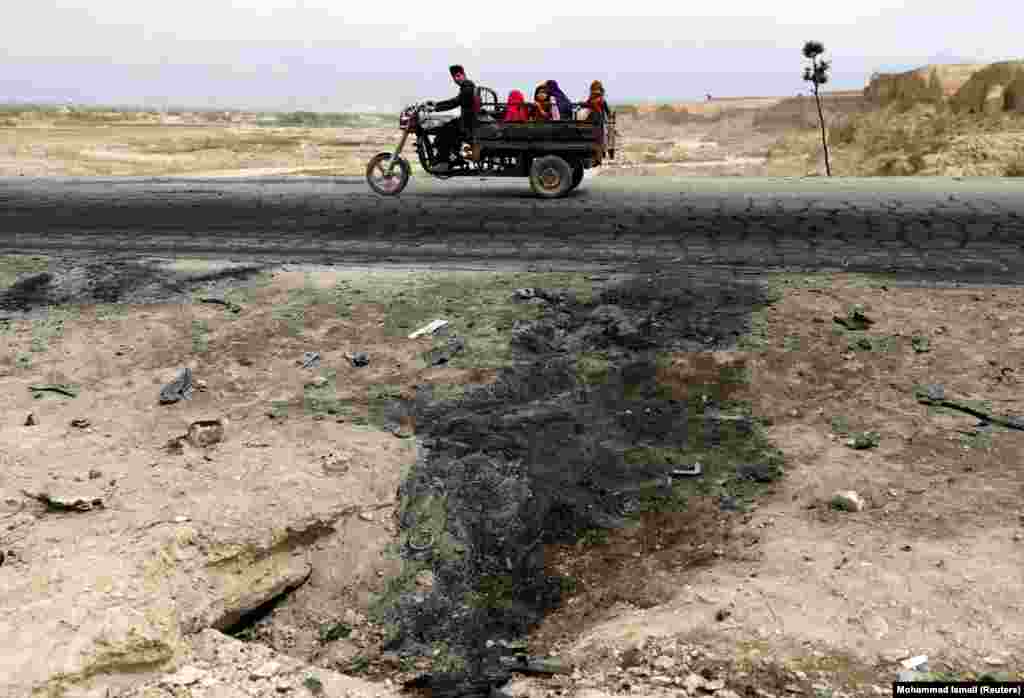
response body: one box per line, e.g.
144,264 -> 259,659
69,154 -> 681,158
802,40 -> 832,176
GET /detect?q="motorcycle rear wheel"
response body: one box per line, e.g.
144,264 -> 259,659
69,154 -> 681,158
366,153 -> 411,196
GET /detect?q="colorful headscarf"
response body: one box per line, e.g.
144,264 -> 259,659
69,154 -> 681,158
533,84 -> 552,121
545,80 -> 573,119
586,80 -> 608,115
503,90 -> 528,122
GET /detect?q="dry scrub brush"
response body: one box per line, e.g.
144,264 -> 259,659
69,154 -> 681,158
819,101 -> 1024,176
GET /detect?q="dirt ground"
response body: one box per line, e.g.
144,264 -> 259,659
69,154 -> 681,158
3,85 -> 1024,181
0,103 -> 794,179
2,258 -> 1023,696
525,274 -> 1024,695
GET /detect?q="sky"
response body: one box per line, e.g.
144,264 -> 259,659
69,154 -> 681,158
1,1 -> 1020,112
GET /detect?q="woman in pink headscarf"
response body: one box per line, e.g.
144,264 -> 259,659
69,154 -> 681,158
503,90 -> 528,122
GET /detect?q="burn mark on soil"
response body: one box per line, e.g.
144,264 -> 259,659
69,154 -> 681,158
375,271 -> 776,686
0,259 -> 269,314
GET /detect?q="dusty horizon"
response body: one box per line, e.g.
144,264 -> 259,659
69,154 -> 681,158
0,87 -> 868,114
2,1 -> 1020,113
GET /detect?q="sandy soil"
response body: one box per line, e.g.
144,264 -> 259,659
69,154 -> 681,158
0,106 -> 786,179
0,264 -> 510,697
524,275 -> 1024,694
3,258 -> 1023,696
2,86 -> 1023,181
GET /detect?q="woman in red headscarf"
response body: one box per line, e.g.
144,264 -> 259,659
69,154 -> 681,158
503,90 -> 528,122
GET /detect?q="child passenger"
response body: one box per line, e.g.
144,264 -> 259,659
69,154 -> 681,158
532,84 -> 553,121
503,90 -> 529,122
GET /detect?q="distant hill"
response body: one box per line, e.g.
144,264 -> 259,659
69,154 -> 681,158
865,60 -> 1024,113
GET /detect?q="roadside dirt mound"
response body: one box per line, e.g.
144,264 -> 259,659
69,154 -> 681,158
950,60 -> 1024,114
865,63 -> 987,105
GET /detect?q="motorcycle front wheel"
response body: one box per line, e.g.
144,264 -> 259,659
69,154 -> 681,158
366,153 -> 411,196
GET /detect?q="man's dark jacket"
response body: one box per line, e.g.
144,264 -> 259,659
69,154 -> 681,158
434,79 -> 477,131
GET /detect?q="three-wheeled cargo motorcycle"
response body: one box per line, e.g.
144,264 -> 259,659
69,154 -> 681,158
365,86 -> 618,199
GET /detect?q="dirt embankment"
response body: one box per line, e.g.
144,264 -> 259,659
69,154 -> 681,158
864,60 -> 1024,115
751,93 -> 872,133
864,63 -> 989,103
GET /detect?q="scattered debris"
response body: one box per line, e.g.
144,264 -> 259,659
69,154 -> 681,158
159,368 -> 194,404
29,383 -> 79,399
424,336 -> 466,366
511,287 -> 566,305
186,419 -> 227,448
250,660 -> 281,680
161,665 -> 208,687
319,452 -> 351,475
996,366 -> 1017,385
736,462 -> 781,482
408,319 -> 450,339
915,386 -> 1024,431
833,305 -> 875,331
717,494 -> 743,512
165,436 -> 186,454
880,649 -> 910,663
846,431 -> 881,449
22,489 -> 104,513
300,351 -> 321,369
387,416 -> 416,438
830,491 -> 866,512
684,673 -> 710,692
199,296 -> 242,314
24,412 -> 37,426
898,670 -> 928,682
670,462 -> 702,477
348,351 -> 370,367
911,335 -> 931,353
70,418 -> 91,429
499,656 -> 573,675
901,655 -> 929,671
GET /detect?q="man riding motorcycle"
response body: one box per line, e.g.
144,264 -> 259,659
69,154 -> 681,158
424,65 -> 477,173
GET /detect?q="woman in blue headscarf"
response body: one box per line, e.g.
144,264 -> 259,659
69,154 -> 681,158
545,80 -> 573,120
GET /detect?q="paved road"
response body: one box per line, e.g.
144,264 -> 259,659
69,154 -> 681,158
2,175 -> 1023,282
